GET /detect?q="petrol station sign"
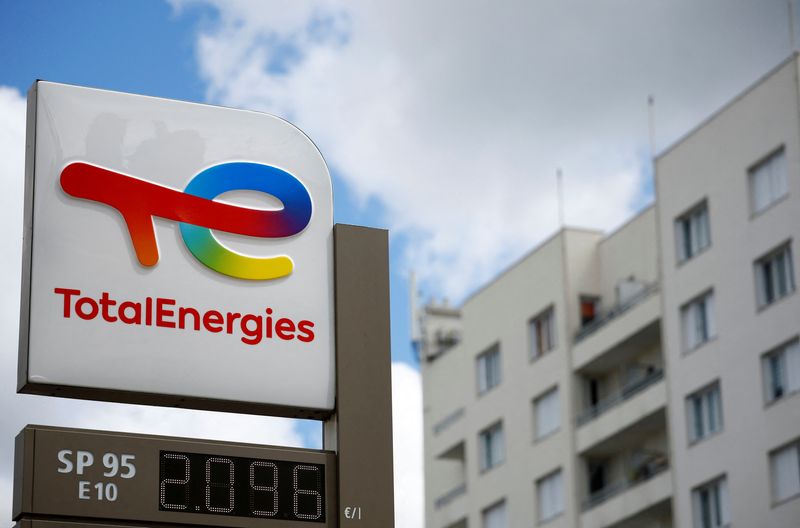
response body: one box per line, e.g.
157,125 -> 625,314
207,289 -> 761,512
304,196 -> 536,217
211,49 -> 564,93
18,81 -> 335,415
13,82 -> 394,528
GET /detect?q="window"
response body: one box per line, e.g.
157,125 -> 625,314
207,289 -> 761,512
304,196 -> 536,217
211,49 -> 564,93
749,147 -> 788,214
687,381 -> 723,443
479,421 -> 505,472
681,291 -> 716,351
529,306 -> 556,360
770,439 -> 800,503
692,475 -> 730,528
676,200 -> 711,262
755,243 -> 795,308
763,339 -> 800,403
534,387 -> 560,439
482,500 -> 507,528
536,469 -> 564,523
476,344 -> 501,394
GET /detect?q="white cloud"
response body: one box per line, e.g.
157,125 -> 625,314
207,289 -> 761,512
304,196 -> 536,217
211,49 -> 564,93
392,362 -> 424,528
175,0 -> 793,302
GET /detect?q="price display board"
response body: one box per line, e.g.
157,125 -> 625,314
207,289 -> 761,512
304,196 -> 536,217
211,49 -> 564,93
13,425 -> 337,528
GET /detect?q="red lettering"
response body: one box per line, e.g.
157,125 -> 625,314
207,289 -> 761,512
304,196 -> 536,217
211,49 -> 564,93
203,310 -> 224,333
240,314 -> 263,345
54,288 -> 81,318
265,308 -> 273,338
119,301 -> 142,324
178,307 -> 200,331
99,292 -> 117,322
226,312 -> 241,334
275,318 -> 296,340
75,296 -> 99,320
156,298 -> 176,328
50,289 -> 316,347
297,320 -> 315,343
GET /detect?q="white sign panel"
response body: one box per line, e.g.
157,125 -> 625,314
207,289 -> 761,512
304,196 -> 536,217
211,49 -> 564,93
19,81 -> 334,413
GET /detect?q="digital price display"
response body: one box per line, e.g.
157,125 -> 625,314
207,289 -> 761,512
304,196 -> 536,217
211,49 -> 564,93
159,451 -> 325,522
14,426 -> 337,528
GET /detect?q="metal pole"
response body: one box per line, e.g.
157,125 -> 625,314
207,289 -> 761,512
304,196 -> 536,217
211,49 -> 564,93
325,224 -> 395,527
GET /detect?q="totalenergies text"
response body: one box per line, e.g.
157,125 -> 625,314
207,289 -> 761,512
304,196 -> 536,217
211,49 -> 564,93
53,288 -> 315,346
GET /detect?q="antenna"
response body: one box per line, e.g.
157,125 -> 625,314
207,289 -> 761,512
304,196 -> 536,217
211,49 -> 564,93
790,0 -> 797,51
647,95 -> 657,200
556,168 -> 565,228
648,95 -> 656,158
409,270 -> 422,353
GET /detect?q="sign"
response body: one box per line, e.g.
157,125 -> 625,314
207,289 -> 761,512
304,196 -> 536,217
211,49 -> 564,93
18,81 -> 334,415
13,425 -> 337,527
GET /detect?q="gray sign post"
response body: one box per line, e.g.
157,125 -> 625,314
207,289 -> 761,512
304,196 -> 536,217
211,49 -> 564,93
326,224 -> 395,527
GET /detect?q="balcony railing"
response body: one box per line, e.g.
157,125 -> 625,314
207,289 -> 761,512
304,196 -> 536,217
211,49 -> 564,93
433,407 -> 465,435
574,282 -> 659,343
577,368 -> 664,426
581,457 -> 669,511
435,483 -> 467,509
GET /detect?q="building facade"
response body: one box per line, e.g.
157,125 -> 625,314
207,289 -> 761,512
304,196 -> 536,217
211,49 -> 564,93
415,54 -> 800,528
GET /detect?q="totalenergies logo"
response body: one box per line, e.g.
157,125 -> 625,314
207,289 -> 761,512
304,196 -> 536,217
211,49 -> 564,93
60,162 -> 312,280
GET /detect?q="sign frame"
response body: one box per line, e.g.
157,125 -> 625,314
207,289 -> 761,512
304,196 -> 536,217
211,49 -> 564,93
13,425 -> 338,527
16,80 -> 336,420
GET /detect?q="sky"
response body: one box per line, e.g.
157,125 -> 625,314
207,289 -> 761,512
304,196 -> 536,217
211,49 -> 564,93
0,0 -> 796,526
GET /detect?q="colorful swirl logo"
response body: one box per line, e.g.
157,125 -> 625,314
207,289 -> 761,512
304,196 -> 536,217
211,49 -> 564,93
60,161 -> 312,280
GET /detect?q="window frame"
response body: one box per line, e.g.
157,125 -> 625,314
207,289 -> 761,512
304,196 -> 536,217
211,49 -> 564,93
680,289 -> 716,353
535,468 -> 565,524
476,343 -> 502,395
754,241 -> 796,310
481,499 -> 507,528
675,198 -> 712,264
762,337 -> 800,405
691,474 -> 730,528
533,385 -> 560,441
769,438 -> 800,506
748,145 -> 788,217
686,380 -> 724,445
529,305 -> 557,362
478,420 -> 505,473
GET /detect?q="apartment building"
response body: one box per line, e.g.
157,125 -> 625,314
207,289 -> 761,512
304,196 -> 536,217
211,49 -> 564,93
414,54 -> 800,528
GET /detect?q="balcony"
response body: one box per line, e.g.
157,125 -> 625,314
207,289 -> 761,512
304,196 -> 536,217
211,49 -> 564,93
431,483 -> 468,528
578,368 -> 664,426
580,467 -> 672,528
433,407 -> 465,435
435,483 -> 467,509
577,380 -> 667,454
575,282 -> 658,342
578,407 -> 670,528
573,290 -> 661,372
583,457 -> 669,511
429,441 -> 467,527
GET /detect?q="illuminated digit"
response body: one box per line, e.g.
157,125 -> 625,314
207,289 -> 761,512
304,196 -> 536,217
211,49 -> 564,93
250,461 -> 278,516
205,457 -> 235,513
160,453 -> 190,510
292,465 -> 322,520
